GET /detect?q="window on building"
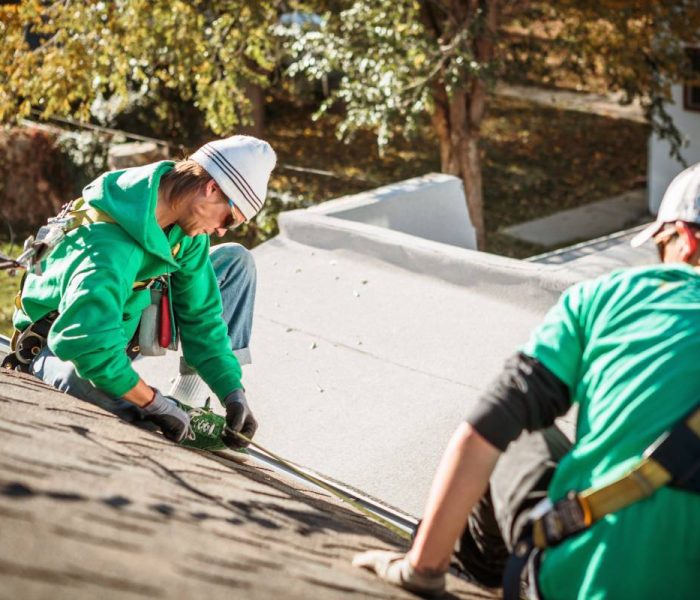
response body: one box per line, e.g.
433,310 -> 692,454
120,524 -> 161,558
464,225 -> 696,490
684,47 -> 700,112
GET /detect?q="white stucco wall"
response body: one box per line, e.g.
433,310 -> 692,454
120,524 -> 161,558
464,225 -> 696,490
649,84 -> 700,213
308,173 -> 477,250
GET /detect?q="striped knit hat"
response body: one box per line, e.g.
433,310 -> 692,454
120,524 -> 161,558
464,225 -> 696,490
191,135 -> 277,221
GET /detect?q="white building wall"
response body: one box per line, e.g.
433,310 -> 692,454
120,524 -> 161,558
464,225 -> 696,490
649,84 -> 700,213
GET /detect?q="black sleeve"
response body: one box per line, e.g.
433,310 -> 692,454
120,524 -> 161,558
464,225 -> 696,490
466,352 -> 571,451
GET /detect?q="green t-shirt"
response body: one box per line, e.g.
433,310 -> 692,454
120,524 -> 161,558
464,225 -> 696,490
522,264 -> 700,599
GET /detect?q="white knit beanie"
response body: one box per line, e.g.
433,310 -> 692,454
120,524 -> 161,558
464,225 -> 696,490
190,135 -> 277,221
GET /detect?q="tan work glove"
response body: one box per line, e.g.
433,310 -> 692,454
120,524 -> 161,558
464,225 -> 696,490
352,550 -> 446,598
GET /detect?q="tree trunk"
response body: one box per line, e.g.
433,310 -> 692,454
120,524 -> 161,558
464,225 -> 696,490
238,81 -> 265,138
457,130 -> 486,250
425,0 -> 498,251
431,85 -> 486,250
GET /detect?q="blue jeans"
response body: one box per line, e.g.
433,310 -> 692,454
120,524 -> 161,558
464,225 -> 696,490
30,243 -> 256,418
210,242 -> 256,364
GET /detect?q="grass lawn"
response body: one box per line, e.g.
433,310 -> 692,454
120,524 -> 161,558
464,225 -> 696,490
0,94 -> 648,336
0,242 -> 21,337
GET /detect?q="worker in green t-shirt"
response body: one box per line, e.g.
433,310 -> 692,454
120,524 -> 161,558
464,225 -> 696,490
354,164 -> 700,599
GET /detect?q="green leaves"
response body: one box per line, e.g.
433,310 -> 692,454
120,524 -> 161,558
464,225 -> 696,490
279,1 -> 502,150
0,0 -> 279,135
280,2 -> 431,147
282,0 -> 700,162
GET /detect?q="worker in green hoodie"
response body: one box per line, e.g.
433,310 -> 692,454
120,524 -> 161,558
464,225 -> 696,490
9,135 -> 276,446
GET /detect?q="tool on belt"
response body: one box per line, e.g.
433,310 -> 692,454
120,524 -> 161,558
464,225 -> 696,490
1,311 -> 58,371
136,277 -> 178,357
503,401 -> 700,600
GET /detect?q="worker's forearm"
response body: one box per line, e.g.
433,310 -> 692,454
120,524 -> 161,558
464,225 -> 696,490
122,379 -> 156,407
409,422 -> 501,574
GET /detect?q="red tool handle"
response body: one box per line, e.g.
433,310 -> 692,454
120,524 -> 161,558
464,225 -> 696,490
159,290 -> 172,348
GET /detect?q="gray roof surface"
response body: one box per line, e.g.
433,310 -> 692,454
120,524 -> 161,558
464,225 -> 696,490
0,176 -> 660,597
137,209 -> 656,518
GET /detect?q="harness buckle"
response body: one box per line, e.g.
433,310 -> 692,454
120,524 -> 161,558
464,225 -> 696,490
534,491 -> 589,548
15,222 -> 68,275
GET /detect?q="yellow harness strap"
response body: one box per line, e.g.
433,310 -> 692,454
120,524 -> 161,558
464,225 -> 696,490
66,198 -> 117,228
532,403 -> 700,549
66,198 -> 181,290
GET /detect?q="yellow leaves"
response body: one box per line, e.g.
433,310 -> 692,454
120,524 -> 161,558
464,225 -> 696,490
1,0 -> 279,131
412,52 -> 426,70
18,100 -> 32,118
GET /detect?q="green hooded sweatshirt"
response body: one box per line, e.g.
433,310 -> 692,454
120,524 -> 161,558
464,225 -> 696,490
14,161 -> 242,402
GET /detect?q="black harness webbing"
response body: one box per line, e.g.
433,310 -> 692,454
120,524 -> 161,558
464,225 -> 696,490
503,401 -> 700,600
1,312 -> 58,372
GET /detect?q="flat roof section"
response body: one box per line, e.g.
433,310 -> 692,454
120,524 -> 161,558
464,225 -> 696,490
309,173 -> 477,250
135,177 -> 659,518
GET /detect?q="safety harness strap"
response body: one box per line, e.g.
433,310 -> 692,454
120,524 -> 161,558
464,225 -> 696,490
66,198 -> 117,228
62,199 -> 180,288
503,530 -> 540,600
504,402 -> 700,599
579,457 -> 670,524
5,198 -> 183,370
531,458 -> 672,549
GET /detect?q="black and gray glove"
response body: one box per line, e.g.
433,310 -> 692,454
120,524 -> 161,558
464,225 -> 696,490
222,388 -> 258,449
141,389 -> 191,443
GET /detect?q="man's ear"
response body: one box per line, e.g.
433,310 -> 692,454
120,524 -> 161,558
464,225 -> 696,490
204,178 -> 218,197
676,221 -> 699,261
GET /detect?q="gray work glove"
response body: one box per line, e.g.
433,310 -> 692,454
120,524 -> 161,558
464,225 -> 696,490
222,388 -> 258,449
352,551 -> 446,598
141,389 -> 191,443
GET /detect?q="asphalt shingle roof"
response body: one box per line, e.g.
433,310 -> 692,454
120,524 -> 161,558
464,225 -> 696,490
0,370 -> 494,599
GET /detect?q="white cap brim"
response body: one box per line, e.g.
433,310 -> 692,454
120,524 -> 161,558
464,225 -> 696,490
629,221 -> 664,248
